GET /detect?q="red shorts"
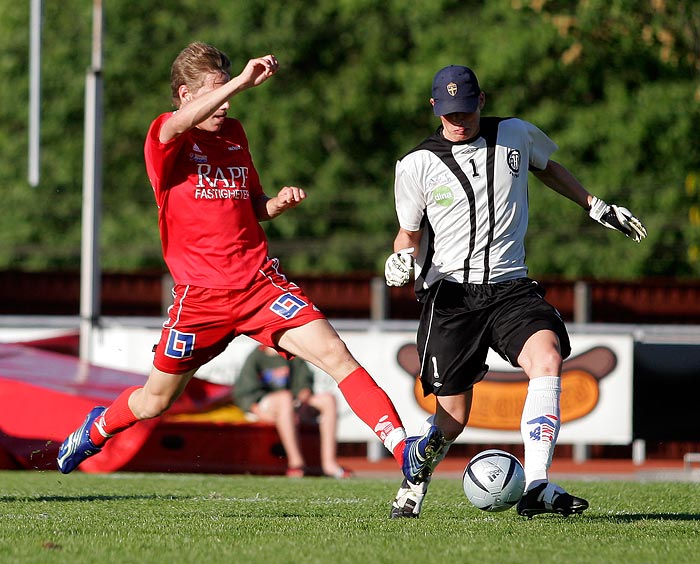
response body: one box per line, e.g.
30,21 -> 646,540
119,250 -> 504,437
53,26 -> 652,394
153,258 -> 326,374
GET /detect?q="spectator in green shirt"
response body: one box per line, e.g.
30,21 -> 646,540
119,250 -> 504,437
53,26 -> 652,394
236,345 -> 353,478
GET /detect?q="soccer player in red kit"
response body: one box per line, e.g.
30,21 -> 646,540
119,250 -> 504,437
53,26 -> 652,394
57,42 -> 444,481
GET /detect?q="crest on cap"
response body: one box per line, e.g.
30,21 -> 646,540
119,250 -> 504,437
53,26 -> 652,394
447,82 -> 458,96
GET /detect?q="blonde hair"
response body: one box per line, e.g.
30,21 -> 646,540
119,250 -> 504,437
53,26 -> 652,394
170,42 -> 231,107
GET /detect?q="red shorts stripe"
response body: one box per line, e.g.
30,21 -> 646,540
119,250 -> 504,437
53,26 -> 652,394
153,258 -> 326,374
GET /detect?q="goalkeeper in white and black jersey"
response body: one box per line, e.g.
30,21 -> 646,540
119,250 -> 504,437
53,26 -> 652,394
385,64 -> 647,519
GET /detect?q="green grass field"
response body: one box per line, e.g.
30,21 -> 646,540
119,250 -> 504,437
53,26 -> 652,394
1,470 -> 698,564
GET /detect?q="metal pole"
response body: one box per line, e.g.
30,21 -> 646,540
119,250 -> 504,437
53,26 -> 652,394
79,0 -> 104,362
370,277 -> 389,321
28,0 -> 43,187
573,280 -> 591,324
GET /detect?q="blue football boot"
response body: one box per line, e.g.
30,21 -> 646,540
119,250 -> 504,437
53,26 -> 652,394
401,425 -> 445,484
57,406 -> 106,474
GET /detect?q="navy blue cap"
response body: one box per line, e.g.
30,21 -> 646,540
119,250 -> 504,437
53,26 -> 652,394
431,65 -> 481,116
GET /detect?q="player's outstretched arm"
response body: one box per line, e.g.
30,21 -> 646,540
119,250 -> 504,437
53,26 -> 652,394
532,160 -> 590,209
160,55 -> 279,143
533,160 -> 647,242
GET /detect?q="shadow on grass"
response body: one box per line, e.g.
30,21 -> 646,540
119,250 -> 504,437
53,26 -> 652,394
592,513 -> 700,522
0,494 -> 188,503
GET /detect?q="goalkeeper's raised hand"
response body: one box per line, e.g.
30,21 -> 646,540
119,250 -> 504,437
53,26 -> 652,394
589,196 -> 647,242
385,248 -> 415,287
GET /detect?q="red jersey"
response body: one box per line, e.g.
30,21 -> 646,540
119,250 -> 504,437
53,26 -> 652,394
144,113 -> 268,289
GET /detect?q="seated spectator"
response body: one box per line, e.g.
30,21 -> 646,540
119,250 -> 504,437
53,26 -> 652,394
236,345 -> 353,478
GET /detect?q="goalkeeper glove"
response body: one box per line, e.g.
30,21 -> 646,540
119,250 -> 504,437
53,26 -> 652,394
589,196 -> 647,242
385,247 -> 415,287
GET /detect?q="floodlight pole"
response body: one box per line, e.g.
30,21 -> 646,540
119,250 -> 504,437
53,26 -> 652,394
28,0 -> 42,187
79,0 -> 104,362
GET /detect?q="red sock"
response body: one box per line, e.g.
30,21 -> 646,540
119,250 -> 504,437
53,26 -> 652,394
89,386 -> 141,447
338,367 -> 406,464
392,439 -> 407,464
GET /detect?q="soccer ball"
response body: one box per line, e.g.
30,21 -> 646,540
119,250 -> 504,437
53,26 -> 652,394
462,449 -> 526,512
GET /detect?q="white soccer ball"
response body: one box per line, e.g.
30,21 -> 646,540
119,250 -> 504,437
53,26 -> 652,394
462,449 -> 526,512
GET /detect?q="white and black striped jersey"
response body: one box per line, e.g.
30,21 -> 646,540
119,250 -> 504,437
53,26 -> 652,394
394,117 -> 557,289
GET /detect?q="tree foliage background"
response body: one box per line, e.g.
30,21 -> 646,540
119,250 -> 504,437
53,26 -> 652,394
1,0 -> 699,279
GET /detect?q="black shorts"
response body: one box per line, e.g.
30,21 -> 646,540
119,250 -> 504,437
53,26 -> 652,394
416,278 -> 571,397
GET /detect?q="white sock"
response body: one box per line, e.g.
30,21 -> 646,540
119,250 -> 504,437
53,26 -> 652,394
384,426 -> 407,453
418,414 -> 436,434
520,376 -> 561,490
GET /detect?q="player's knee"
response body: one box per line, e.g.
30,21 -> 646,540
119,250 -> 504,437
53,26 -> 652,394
534,349 -> 563,376
132,392 -> 173,419
315,336 -> 353,364
519,348 -> 562,376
